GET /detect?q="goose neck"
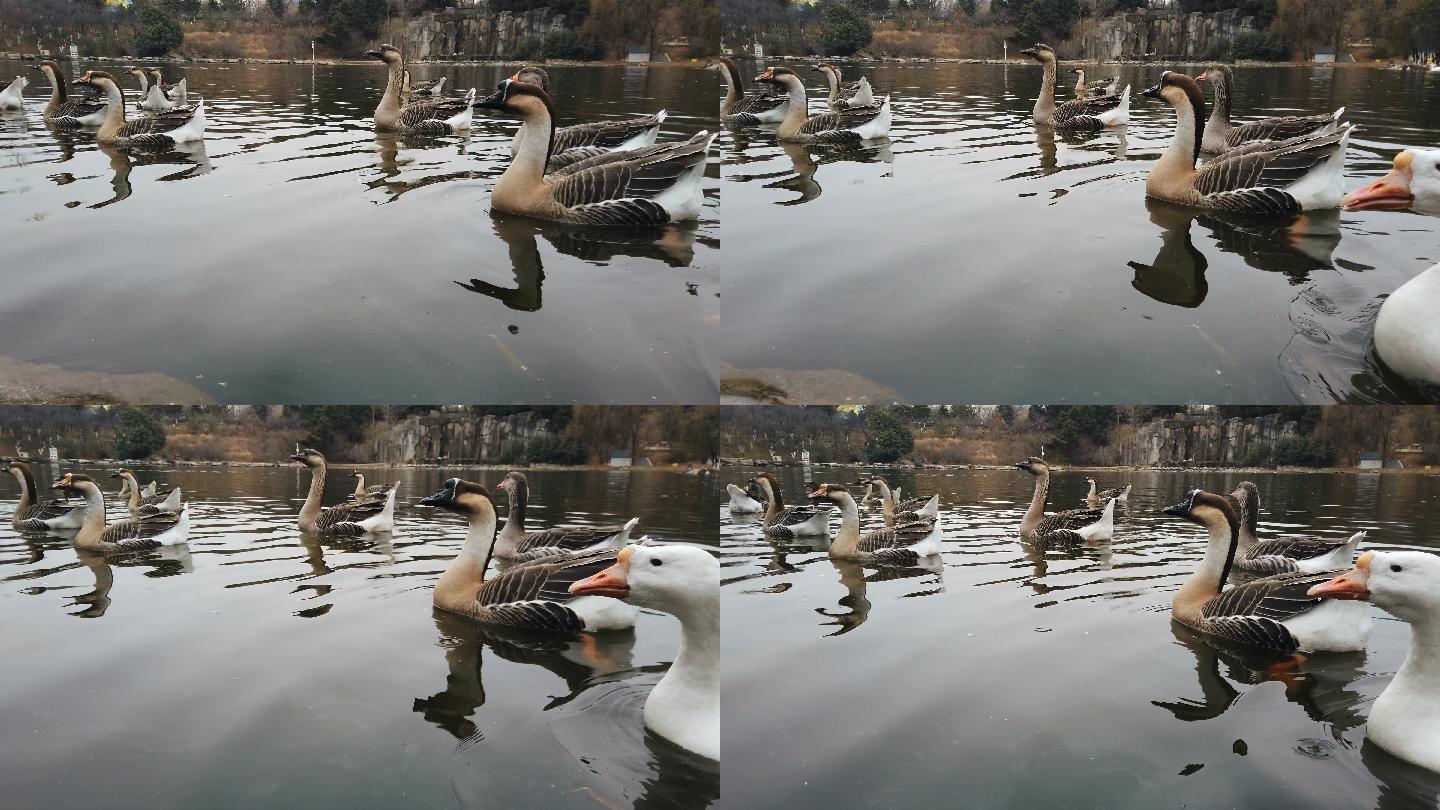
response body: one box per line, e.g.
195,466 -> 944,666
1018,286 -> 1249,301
299,461 -> 326,530
1034,61 -> 1057,121
1175,517 -> 1237,615
435,511 -> 497,608
74,484 -> 108,546
777,79 -> 810,139
497,106 -> 555,195
97,81 -> 126,139
829,494 -> 862,557
1019,471 -> 1050,535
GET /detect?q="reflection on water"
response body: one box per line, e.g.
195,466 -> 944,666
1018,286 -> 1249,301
723,465 -> 1440,809
0,60 -> 718,403
722,62 -> 1440,403
1,464 -> 718,808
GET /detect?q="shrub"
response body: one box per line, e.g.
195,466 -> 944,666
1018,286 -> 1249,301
114,407 -> 167,459
821,2 -> 873,56
524,434 -> 587,465
133,3 -> 185,57
542,29 -> 600,60
864,410 -> 914,463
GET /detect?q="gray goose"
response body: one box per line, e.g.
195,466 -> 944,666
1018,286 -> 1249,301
809,483 -> 941,564
7,460 -> 87,531
865,476 -> 940,526
401,70 -> 446,104
1140,71 -> 1350,214
1019,44 -> 1129,129
111,469 -> 182,516
1015,458 -> 1114,543
754,67 -> 891,143
32,61 -> 106,126
349,472 -> 397,503
418,478 -> 637,633
1072,67 -> 1118,99
1228,482 -> 1365,576
710,56 -> 786,126
472,79 -> 713,226
1084,477 -> 1131,508
494,471 -> 639,562
750,472 -> 829,539
53,473 -> 191,554
1196,65 -> 1344,154
74,71 -> 205,146
1160,488 -> 1370,653
816,63 -> 874,111
365,45 -> 474,134
290,448 -> 397,535
510,66 -> 667,171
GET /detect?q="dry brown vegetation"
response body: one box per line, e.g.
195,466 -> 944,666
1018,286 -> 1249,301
181,27 -> 320,61
871,25 -> 1008,59
911,433 -> 1048,466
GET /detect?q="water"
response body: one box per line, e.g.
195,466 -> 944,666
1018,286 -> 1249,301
721,465 -> 1440,809
0,464 -> 719,808
720,63 -> 1440,404
0,60 -> 719,404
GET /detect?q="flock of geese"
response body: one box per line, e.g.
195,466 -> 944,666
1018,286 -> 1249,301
712,46 -> 1440,392
5,453 -> 718,762
727,463 -> 1440,774
1,45 -> 714,227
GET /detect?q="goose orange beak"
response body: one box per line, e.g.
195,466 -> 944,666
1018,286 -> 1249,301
1344,153 -> 1415,211
1308,552 -> 1373,600
569,547 -> 632,599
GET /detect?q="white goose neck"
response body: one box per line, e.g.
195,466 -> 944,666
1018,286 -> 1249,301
299,462 -> 326,529
829,494 -> 861,557
498,107 -> 554,193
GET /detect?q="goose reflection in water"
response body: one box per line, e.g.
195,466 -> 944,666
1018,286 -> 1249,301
729,137 -> 892,206
54,545 -> 191,619
1129,201 -> 1209,308
368,132 -> 472,203
81,139 -> 212,209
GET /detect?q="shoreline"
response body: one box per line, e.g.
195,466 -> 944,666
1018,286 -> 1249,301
756,54 -> 1433,69
0,53 -> 706,69
14,458 -> 715,474
720,459 -> 1435,475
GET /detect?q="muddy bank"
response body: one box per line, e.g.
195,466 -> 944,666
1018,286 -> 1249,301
0,357 -> 212,405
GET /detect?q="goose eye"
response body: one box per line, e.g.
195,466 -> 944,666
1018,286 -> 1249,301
650,558 -> 663,567
1391,564 -> 1403,573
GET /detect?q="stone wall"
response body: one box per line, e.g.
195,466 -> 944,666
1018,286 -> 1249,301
403,3 -> 569,61
1111,412 -> 1298,466
366,410 -> 553,463
1070,8 -> 1258,61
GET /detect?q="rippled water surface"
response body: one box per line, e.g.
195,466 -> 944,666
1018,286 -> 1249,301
1,464 -> 718,808
720,63 -> 1440,403
0,60 -> 718,403
722,465 -> 1440,809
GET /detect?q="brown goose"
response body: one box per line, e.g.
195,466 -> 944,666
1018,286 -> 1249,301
401,70 -> 446,104
53,473 -> 191,554
710,57 -> 786,126
418,478 -> 637,633
349,472 -> 397,503
1019,44 -> 1129,129
1140,71 -> 1350,215
510,66 -> 667,170
865,476 -> 940,525
289,448 -> 397,535
365,44 -> 474,134
1228,481 -> 1364,576
754,67 -> 890,143
111,469 -> 182,516
31,61 -> 106,126
494,471 -> 639,562
1084,477 -> 1131,508
809,483 -> 941,564
749,472 -> 830,540
472,79 -> 713,226
7,460 -> 87,531
1015,458 -> 1114,543
1196,65 -> 1344,154
1072,67 -> 1118,99
816,63 -> 874,111
1161,488 -> 1370,653
74,71 -> 205,146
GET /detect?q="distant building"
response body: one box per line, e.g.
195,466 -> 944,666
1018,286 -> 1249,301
1358,451 -> 1383,469
1314,46 -> 1338,63
627,45 -> 651,64
609,449 -> 633,467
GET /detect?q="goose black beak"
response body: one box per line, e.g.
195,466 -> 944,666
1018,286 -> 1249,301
419,486 -> 457,508
1140,82 -> 1164,99
1019,48 -> 1037,57
287,453 -> 306,463
472,88 -> 506,109
107,472 -> 121,479
364,49 -> 383,60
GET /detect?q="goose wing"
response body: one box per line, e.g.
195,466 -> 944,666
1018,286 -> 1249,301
1035,505 -> 1104,536
552,113 -> 665,153
732,92 -> 785,117
119,104 -> 198,138
547,145 -> 613,172
797,102 -> 884,140
1198,570 -> 1336,650
1053,92 -> 1123,128
473,550 -> 620,633
99,509 -> 183,551
773,504 -> 821,527
1193,127 -> 1349,213
1250,534 -> 1350,561
1225,111 -> 1339,148
19,498 -> 79,523
397,95 -> 471,130
515,523 -> 630,554
858,517 -> 935,553
547,132 -> 713,226
54,96 -> 107,119
314,497 -> 387,534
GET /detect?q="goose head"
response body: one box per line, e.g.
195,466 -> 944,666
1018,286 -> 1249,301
1343,150 -> 1440,214
288,448 -> 326,468
74,70 -> 117,92
418,477 -> 495,518
52,472 -> 97,496
1019,43 -> 1056,65
472,78 -> 556,119
569,544 -> 719,613
749,471 -> 780,501
31,60 -> 60,82
1194,64 -> 1232,96
125,66 -> 146,81
753,66 -> 801,91
807,482 -> 851,505
108,468 -> 136,485
148,68 -> 164,83
365,44 -> 403,64
1160,488 -> 1240,533
509,65 -> 550,93
816,63 -> 841,81
1140,70 -> 1204,111
1310,551 -> 1440,623
1014,457 -> 1052,477
1084,476 -> 1097,485
494,470 -> 528,493
6,459 -> 28,482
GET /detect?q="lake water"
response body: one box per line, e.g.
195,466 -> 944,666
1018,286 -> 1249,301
720,63 -> 1440,404
0,464 -> 719,808
0,60 -> 718,404
722,465 -> 1440,809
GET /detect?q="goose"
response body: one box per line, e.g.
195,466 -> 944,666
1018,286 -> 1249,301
726,482 -> 764,514
1160,488 -> 1371,653
510,66 -> 667,168
1019,44 -> 1130,128
816,63 -> 875,111
865,476 -> 940,524
749,472 -> 829,539
32,61 -> 106,126
1368,260 -> 1440,388
128,67 -> 177,113
52,473 -> 191,554
0,74 -> 27,110
289,448 -> 397,535
1015,457 -> 1115,543
471,79 -> 713,226
710,56 -> 786,126
1229,481 -> 1365,575
753,67 -> 890,143
74,71 -> 205,146
147,68 -> 188,108
809,483 -> 941,564
1196,65 -> 1344,154
1140,71 -> 1350,214
569,543 -> 718,760
494,471 -> 639,562
419,477 -> 637,633
1072,67 -> 1118,98
1084,477 -> 1131,508
7,460 -> 87,530
349,472 -> 397,503
365,44 -> 474,134
1310,550 -> 1440,772
401,70 -> 445,104
1342,149 -> 1440,215
110,469 -> 182,516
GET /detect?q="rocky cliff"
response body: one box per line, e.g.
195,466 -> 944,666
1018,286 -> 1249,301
1070,9 -> 1258,61
403,3 -> 568,61
1110,412 -> 1298,466
365,410 -> 553,463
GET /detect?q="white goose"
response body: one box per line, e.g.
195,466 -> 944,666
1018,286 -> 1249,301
129,67 -> 177,113
1343,149 -> 1440,215
816,64 -> 874,111
569,544 -> 719,761
53,473 -> 191,554
148,69 -> 188,108
726,483 -> 764,514
0,74 -> 27,110
809,483 -> 941,564
1370,261 -> 1440,389
1161,488 -> 1370,653
7,460 -> 87,530
1310,551 -> 1440,773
